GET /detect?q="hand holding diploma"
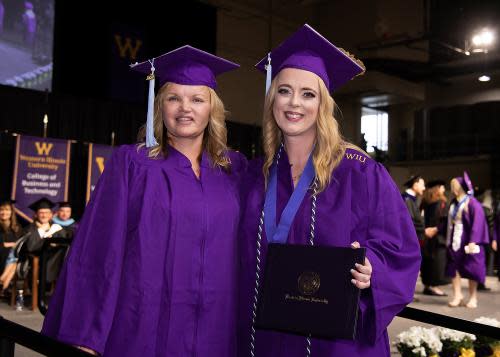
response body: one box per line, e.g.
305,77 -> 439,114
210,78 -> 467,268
350,241 -> 372,289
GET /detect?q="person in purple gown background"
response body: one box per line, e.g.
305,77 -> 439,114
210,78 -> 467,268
41,46 -> 245,356
0,1 -> 5,36
446,173 -> 489,308
238,24 -> 421,357
22,1 -> 36,49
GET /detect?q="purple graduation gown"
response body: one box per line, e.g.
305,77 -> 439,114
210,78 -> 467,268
445,197 -> 489,283
42,144 -> 247,357
238,149 -> 421,357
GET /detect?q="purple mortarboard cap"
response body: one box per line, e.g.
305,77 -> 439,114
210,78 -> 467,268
462,171 -> 474,195
130,45 -> 239,148
455,171 -> 474,195
24,2 -> 33,9
130,45 -> 239,89
255,24 -> 365,93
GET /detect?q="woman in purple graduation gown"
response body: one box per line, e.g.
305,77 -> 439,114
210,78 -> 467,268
42,46 -> 246,356
446,173 -> 489,308
238,24 -> 421,357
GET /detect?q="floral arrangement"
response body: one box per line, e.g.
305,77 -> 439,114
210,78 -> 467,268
395,318 -> 500,357
433,327 -> 475,357
395,326 -> 442,357
473,317 -> 500,357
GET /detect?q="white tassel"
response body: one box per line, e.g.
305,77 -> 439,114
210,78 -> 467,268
146,59 -> 158,148
265,52 -> 272,94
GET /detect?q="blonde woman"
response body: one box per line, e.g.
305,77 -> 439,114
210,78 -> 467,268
446,173 -> 488,308
42,46 -> 246,357
238,25 -> 421,357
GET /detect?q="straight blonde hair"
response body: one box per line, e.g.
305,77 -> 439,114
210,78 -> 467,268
262,73 -> 362,193
138,82 -> 231,170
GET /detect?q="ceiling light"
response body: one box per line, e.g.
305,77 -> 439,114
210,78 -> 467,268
472,29 -> 494,47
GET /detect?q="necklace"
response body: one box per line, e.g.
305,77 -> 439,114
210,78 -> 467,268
292,173 -> 302,182
291,163 -> 304,183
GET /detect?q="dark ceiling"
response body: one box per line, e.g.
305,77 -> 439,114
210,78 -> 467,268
358,0 -> 500,84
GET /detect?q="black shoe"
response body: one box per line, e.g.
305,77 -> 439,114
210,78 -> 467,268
477,284 -> 491,292
423,287 -> 447,296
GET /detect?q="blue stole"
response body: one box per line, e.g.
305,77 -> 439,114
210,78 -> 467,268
52,216 -> 75,227
263,152 -> 316,244
451,195 -> 469,221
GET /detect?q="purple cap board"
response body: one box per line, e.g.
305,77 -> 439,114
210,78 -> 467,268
130,45 -> 239,89
255,24 -> 365,92
456,171 -> 474,195
129,45 -> 239,148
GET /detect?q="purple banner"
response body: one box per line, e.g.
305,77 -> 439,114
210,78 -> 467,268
86,143 -> 114,203
11,135 -> 71,222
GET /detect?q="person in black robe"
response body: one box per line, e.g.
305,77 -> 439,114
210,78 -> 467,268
402,175 -> 439,295
420,180 -> 450,296
52,201 -> 78,239
20,198 -> 66,284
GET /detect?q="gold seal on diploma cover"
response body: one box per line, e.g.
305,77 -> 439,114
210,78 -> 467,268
298,271 -> 320,296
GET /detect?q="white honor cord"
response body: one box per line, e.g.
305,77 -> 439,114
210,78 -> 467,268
305,179 -> 318,357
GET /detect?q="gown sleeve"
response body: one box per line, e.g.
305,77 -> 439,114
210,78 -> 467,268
466,199 -> 489,245
41,145 -> 131,355
358,162 -> 421,345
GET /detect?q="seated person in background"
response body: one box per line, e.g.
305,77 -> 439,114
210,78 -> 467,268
23,198 -> 64,253
21,197 -> 66,284
52,201 -> 77,239
0,199 -> 23,294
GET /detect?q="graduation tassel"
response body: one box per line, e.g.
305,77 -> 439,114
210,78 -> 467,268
265,52 -> 272,94
145,58 -> 158,148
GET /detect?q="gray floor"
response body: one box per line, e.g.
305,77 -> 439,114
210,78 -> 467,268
389,276 -> 500,354
1,276 -> 499,356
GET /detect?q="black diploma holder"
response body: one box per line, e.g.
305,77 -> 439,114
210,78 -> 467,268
255,244 -> 366,340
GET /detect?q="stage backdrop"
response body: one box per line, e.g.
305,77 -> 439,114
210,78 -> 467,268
86,143 -> 114,202
11,135 -> 70,222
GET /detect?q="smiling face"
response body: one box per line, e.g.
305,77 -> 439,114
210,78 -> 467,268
272,68 -> 320,139
36,208 -> 52,224
0,204 -> 12,222
161,83 -> 211,143
57,207 -> 72,221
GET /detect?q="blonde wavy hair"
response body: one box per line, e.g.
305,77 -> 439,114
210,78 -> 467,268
262,72 -> 362,193
138,82 -> 231,170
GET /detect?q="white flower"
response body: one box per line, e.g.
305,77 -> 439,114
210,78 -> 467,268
474,317 -> 500,327
412,346 -> 427,356
433,327 -> 476,342
396,326 -> 442,353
